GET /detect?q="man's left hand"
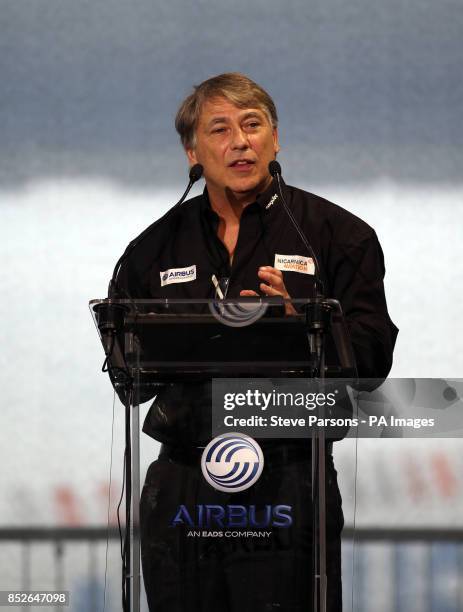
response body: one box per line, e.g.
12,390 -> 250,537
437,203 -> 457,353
240,266 -> 297,316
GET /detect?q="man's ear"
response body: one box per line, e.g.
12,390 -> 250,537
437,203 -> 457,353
273,128 -> 280,155
186,147 -> 198,166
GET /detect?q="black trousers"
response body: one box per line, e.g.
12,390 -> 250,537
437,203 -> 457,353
140,443 -> 344,611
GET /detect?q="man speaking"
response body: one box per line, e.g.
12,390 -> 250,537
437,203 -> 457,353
112,72 -> 398,611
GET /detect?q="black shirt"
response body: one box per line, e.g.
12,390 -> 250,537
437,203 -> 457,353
114,178 -> 398,444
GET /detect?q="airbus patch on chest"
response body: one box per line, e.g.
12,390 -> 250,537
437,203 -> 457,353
160,265 -> 197,287
274,254 -> 315,275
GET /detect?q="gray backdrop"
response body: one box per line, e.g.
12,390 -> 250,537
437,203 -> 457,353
2,0 -> 462,187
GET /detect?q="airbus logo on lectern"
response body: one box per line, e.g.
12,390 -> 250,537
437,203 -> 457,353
170,434 -> 293,529
201,433 -> 263,492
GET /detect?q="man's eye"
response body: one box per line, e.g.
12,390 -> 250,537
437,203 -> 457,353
246,122 -> 260,129
212,127 -> 226,134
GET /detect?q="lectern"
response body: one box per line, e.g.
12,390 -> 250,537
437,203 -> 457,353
90,297 -> 357,612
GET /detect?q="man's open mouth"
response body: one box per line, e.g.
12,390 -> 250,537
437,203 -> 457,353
229,159 -> 255,168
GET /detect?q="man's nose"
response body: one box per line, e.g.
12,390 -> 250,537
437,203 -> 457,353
230,127 -> 249,149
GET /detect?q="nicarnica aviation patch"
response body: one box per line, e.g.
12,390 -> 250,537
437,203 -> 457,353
160,265 -> 197,287
274,254 -> 315,275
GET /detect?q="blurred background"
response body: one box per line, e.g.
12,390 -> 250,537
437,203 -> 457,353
1,0 -> 463,610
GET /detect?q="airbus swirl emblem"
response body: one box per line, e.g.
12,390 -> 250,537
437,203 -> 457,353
201,433 -> 264,493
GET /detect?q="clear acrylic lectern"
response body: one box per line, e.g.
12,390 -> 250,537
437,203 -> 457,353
90,297 -> 358,612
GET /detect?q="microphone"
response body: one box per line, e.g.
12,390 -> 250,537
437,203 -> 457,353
188,163 -> 204,182
269,161 -> 334,376
108,164 -> 203,298
268,160 -> 324,297
97,163 -> 204,364
268,160 -> 282,178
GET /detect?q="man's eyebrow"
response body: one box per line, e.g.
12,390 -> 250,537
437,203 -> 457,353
206,111 -> 265,128
241,111 -> 263,121
206,116 -> 228,127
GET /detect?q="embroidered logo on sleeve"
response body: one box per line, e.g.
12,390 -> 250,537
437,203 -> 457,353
160,265 -> 197,287
274,254 -> 315,275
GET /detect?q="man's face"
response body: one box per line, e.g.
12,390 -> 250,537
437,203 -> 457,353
186,97 -> 280,202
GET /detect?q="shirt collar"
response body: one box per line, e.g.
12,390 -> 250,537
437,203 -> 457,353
200,176 -> 285,217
